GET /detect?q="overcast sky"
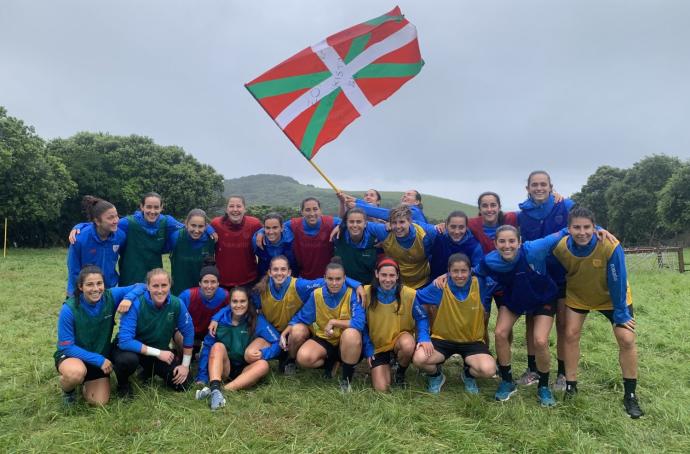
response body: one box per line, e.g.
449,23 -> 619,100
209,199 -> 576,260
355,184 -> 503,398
2,0 -> 690,208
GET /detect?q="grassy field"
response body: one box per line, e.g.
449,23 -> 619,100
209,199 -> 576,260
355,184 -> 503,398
1,249 -> 689,453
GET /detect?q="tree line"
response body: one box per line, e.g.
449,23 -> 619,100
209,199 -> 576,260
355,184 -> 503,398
3,106 -> 688,247
0,106 -> 225,247
572,155 -> 690,246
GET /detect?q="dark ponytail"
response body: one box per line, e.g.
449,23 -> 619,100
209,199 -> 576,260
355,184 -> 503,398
82,195 -> 115,223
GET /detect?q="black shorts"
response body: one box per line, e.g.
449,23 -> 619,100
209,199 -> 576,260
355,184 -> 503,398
431,339 -> 490,361
370,350 -> 393,369
228,360 -> 247,380
569,305 -> 634,326
55,355 -> 109,382
497,300 -> 557,317
312,336 -> 340,362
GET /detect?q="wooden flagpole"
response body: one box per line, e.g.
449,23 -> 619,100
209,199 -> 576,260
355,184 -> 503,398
306,159 -> 340,193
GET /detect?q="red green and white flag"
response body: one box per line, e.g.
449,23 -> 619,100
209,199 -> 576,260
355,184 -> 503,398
245,6 -> 424,159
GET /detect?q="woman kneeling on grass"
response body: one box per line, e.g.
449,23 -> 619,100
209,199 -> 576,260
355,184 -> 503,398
281,258 -> 365,393
413,253 -> 496,394
55,265 -> 145,406
194,287 -> 281,410
112,268 -> 194,397
363,258 -> 433,391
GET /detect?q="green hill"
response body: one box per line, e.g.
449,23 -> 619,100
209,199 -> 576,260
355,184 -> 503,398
223,174 -> 475,222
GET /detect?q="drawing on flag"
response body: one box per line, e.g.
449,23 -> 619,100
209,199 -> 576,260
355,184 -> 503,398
245,6 -> 424,160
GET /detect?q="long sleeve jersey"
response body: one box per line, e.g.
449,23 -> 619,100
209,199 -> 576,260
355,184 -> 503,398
56,284 -> 146,366
362,286 -> 431,357
415,275 -> 492,313
117,291 -> 194,352
288,284 -> 365,331
66,223 -> 127,296
355,199 -> 428,224
195,309 -> 281,383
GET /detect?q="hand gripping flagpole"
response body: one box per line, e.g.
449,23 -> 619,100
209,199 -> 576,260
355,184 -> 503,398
305,158 -> 340,193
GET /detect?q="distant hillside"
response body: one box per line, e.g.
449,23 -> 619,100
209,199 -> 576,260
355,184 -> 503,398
223,174 -> 476,222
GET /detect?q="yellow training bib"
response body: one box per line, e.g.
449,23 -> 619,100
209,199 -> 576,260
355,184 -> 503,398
312,287 -> 353,346
553,237 -> 632,311
260,278 -> 304,332
381,224 -> 430,289
365,285 -> 417,354
431,277 -> 485,343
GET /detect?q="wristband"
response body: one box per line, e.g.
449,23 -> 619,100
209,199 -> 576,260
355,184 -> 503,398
144,346 -> 161,358
182,354 -> 192,367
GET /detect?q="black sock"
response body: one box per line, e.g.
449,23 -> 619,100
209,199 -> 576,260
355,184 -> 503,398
527,355 -> 537,372
396,365 -> 408,376
63,389 -> 76,396
499,364 -> 512,382
538,370 -> 550,388
623,378 -> 637,396
464,365 -> 473,378
429,365 -> 441,377
341,363 -> 355,382
557,359 -> 565,376
286,357 -> 296,365
210,380 -> 221,391
565,380 -> 578,393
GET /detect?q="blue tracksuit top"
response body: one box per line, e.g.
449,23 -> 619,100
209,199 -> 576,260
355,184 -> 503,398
288,284 -> 365,332
429,230 -> 484,280
74,211 -> 214,254
252,230 -> 298,277
415,275 -> 492,313
56,284 -> 146,367
117,291 -> 194,352
557,236 -> 632,324
517,195 -> 575,241
362,286 -> 431,357
66,223 -> 127,296
476,232 -> 565,314
196,309 -> 281,384
355,199 -> 428,224
366,221 -> 437,255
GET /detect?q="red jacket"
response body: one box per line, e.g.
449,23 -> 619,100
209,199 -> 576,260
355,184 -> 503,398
211,215 -> 262,286
291,216 -> 335,279
467,212 -> 518,253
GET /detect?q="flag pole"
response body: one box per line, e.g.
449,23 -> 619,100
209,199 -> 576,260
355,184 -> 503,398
306,159 -> 340,193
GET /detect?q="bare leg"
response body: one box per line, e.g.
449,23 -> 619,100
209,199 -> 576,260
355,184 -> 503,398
208,343 -> 231,382
339,328 -> 362,365
58,358 -> 87,393
225,360 -> 270,391
463,353 -> 496,378
563,307 -> 587,381
370,364 -> 391,392
412,348 -> 446,374
295,339 -> 328,369
82,377 -> 111,406
494,306 -> 519,367
288,323 -> 310,359
394,332 -> 416,367
555,298 -> 567,365
532,314 -> 555,375
614,325 -> 638,379
525,314 -> 536,360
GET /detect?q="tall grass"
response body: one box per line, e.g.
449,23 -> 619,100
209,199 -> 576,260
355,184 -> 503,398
1,249 -> 688,453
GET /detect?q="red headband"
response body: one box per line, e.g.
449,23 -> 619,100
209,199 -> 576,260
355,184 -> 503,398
377,257 -> 399,271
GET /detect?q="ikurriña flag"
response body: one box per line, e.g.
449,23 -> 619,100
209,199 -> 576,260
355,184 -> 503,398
245,6 -> 424,160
